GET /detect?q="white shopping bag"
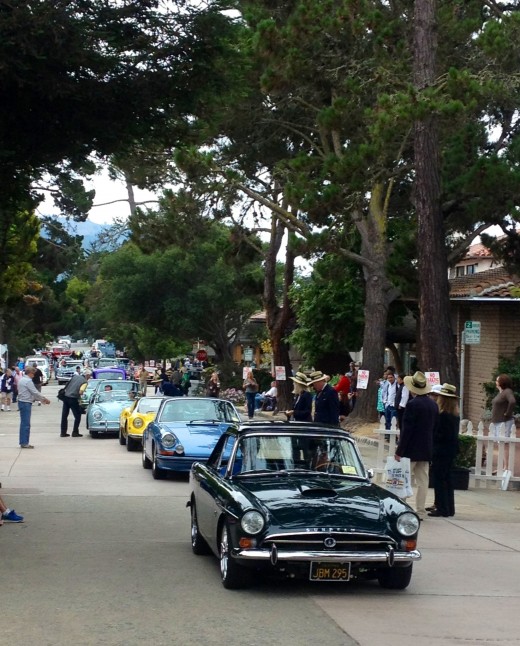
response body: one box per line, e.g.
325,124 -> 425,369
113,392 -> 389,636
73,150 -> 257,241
385,456 -> 413,499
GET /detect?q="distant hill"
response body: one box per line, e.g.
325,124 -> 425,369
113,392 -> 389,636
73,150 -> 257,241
66,219 -> 108,247
39,216 -> 119,248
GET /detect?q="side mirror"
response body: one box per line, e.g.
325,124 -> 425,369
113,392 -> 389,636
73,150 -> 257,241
366,468 -> 374,479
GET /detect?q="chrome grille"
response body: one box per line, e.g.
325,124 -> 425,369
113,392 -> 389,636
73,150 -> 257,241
262,532 -> 397,552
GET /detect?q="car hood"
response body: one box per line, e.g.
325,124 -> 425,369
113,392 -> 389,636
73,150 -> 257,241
234,475 -> 410,533
90,401 -> 133,418
157,421 -> 230,454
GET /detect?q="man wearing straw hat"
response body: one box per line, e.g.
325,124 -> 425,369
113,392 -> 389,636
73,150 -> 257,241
395,371 -> 439,520
309,370 -> 340,426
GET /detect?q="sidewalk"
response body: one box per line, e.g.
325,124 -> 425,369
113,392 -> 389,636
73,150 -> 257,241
237,407 -> 520,523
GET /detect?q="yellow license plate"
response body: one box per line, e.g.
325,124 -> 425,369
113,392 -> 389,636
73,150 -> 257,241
309,562 -> 351,582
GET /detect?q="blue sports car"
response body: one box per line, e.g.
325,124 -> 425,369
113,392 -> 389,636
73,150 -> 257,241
142,397 -> 241,479
87,380 -> 140,438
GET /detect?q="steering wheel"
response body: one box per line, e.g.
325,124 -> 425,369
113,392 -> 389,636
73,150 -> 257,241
315,460 -> 343,474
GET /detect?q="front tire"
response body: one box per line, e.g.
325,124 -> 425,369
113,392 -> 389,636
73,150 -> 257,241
377,564 -> 413,590
142,441 -> 152,469
191,502 -> 211,555
119,425 -> 126,446
220,522 -> 250,589
127,435 -> 138,452
152,445 -> 166,480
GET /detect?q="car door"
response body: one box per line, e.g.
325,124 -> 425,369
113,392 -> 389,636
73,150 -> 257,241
194,433 -> 236,545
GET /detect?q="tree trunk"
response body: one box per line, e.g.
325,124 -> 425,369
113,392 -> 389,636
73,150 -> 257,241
349,191 -> 398,422
349,265 -> 388,422
413,0 -> 459,385
264,216 -> 295,412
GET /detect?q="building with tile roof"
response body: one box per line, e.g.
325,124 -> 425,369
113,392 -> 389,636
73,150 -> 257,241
449,263 -> 520,424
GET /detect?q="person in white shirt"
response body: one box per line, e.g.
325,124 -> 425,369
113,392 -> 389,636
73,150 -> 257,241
382,371 -> 397,430
258,381 -> 278,412
395,373 -> 410,431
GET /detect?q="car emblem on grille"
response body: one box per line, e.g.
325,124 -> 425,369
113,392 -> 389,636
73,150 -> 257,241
324,537 -> 336,548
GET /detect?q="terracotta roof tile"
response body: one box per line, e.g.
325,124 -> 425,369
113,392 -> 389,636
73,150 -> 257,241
449,267 -> 520,298
463,242 -> 493,259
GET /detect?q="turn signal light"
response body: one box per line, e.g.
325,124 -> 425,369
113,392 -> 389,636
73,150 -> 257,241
239,537 -> 256,548
403,539 -> 417,551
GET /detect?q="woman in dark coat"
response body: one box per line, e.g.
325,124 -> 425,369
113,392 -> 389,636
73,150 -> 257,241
285,372 -> 312,422
430,383 -> 460,518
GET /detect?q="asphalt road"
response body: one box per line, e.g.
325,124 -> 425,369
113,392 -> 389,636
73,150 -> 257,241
1,382 -> 520,646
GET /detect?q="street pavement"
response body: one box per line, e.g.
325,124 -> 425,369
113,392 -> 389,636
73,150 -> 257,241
1,385 -> 520,646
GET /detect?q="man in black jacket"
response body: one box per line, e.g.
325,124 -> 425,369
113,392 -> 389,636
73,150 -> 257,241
61,370 -> 91,437
309,371 -> 340,426
395,371 -> 438,519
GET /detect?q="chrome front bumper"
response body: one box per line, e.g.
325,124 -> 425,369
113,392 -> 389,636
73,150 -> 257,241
233,547 -> 421,566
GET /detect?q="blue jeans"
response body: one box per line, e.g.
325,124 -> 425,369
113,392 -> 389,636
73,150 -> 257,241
384,405 -> 396,430
18,401 -> 33,446
245,392 -> 256,418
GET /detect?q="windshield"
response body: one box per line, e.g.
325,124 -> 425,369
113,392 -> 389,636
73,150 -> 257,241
236,434 -> 365,476
158,399 -> 240,423
97,391 -> 134,403
136,398 -> 162,414
94,381 -> 136,394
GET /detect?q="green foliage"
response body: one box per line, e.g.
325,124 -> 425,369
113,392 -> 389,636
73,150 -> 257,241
0,0 -> 245,277
89,211 -> 264,361
482,347 -> 520,414
455,435 -> 477,470
289,254 -> 365,365
0,208 -> 40,307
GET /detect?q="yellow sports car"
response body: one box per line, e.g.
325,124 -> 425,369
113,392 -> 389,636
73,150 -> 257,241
119,396 -> 163,451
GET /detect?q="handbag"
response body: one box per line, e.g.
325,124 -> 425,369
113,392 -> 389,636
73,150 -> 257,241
57,387 -> 66,401
384,456 -> 413,499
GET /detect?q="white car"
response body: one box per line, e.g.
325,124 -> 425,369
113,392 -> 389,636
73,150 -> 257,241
24,356 -> 50,385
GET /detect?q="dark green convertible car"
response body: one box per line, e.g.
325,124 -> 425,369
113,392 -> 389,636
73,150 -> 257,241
188,421 -> 421,590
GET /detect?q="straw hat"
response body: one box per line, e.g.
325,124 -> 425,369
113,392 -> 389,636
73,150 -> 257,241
437,383 -> 459,398
403,371 -> 431,396
290,371 -> 310,387
308,370 -> 327,384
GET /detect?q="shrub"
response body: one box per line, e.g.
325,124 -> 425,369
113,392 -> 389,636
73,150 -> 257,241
221,388 -> 245,406
455,434 -> 477,469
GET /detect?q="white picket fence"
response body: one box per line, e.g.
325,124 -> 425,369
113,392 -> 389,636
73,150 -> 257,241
371,416 -> 519,490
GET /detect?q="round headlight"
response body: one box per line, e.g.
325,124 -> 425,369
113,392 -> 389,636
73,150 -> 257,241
162,433 -> 176,448
133,418 -> 144,429
396,512 -> 420,537
241,510 -> 265,535
92,410 -> 103,421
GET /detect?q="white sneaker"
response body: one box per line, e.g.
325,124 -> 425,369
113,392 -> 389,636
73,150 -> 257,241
6,407 -> 10,411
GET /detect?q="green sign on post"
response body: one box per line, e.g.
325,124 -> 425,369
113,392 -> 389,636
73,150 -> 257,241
464,321 -> 481,344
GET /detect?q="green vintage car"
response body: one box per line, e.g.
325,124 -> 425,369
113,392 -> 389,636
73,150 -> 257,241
188,422 -> 421,590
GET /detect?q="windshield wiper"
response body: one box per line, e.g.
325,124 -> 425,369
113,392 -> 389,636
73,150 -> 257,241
235,469 -> 283,476
188,419 -> 222,424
